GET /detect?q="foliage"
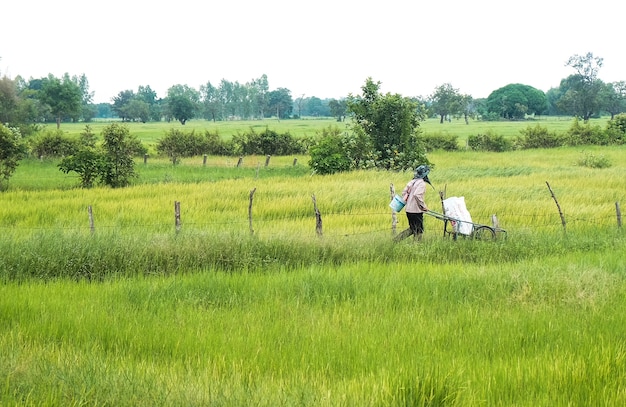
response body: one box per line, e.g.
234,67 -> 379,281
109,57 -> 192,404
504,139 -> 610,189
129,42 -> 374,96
58,147 -> 105,188
605,113 -> 626,145
467,130 -> 513,152
166,84 -> 200,125
232,127 -> 306,156
429,83 -> 462,123
100,123 -> 140,187
421,132 -> 459,151
557,52 -> 604,121
267,88 -> 293,119
564,117 -> 607,146
347,78 -> 429,171
157,128 -> 204,163
308,126 -> 361,174
37,73 -> 82,128
0,124 -> 27,191
486,83 -> 547,119
57,124 -> 140,188
515,124 -> 563,149
576,151 -> 612,168
29,129 -> 80,158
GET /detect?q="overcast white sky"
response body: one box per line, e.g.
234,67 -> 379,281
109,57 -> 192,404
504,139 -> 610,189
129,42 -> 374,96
2,0 -> 624,104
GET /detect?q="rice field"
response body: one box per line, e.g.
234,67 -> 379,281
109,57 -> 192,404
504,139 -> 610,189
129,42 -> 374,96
1,119 -> 625,405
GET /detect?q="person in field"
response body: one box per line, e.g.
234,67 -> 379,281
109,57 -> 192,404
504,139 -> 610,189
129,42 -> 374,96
395,165 -> 431,242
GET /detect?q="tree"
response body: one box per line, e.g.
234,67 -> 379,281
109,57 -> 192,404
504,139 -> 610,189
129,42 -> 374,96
58,124 -> 142,188
100,123 -> 139,187
458,94 -> 474,124
558,52 -> 604,121
0,76 -> 19,124
600,81 -> 626,119
268,88 -> 293,119
328,98 -> 347,121
200,81 -> 222,122
486,84 -> 547,120
72,73 -> 96,122
111,89 -> 136,121
0,124 -> 27,191
136,85 -> 161,121
346,77 -> 428,171
38,74 -> 82,128
429,83 -> 462,123
167,84 -> 199,125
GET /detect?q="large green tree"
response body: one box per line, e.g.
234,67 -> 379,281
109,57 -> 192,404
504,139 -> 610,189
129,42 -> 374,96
167,84 -> 199,125
200,81 -> 222,122
557,52 -> 604,121
268,88 -> 293,119
429,83 -> 462,124
346,77 -> 428,171
486,84 -> 547,119
37,74 -> 82,128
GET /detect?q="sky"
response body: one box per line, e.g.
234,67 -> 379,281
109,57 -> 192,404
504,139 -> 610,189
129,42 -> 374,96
2,0 -> 625,104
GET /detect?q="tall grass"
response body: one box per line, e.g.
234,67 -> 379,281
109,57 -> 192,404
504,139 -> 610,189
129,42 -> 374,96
2,253 -> 626,405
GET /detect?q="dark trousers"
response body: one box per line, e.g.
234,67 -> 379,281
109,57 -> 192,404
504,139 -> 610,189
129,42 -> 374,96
394,212 -> 424,241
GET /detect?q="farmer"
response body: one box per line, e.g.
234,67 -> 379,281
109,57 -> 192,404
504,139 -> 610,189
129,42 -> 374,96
395,165 -> 431,242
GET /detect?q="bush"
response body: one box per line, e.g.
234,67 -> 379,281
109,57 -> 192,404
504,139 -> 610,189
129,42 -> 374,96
422,132 -> 459,151
308,134 -> 353,175
232,128 -> 305,156
605,114 -> 626,145
30,129 -> 79,158
204,131 -> 234,156
576,152 -> 612,169
467,131 -> 513,152
515,124 -> 563,149
565,117 -> 608,146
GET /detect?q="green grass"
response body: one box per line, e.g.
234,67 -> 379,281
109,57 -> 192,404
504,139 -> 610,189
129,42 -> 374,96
2,122 -> 626,405
2,251 -> 626,405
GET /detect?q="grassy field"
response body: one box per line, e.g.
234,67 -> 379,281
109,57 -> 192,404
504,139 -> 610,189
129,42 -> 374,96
1,118 -> 626,405
44,115 -> 600,151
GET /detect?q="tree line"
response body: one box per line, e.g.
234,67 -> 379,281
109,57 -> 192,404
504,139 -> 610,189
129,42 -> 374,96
2,52 -> 624,132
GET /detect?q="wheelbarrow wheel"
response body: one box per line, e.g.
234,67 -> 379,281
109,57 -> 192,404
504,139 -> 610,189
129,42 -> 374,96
473,225 -> 496,241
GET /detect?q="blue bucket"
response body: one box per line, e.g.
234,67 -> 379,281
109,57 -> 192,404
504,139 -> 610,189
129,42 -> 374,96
389,195 -> 406,212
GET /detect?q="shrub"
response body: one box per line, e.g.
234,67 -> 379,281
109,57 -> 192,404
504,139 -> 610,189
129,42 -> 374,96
204,131 -> 234,156
0,124 -> 27,191
422,132 -> 459,151
232,128 -> 305,156
515,124 -> 563,149
467,130 -> 513,152
565,117 -> 608,146
29,129 -> 79,158
605,113 -> 626,145
576,152 -> 612,169
308,127 -> 364,175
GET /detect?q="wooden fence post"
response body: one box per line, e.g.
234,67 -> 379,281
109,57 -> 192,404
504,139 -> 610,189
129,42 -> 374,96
265,155 -> 271,167
546,181 -> 566,233
617,202 -> 622,228
203,154 -> 208,166
88,205 -> 95,233
249,188 -> 256,236
390,183 -> 398,236
144,154 -> 148,165
491,214 -> 499,229
312,194 -> 323,237
237,156 -> 243,167
174,201 -> 181,233
293,158 -> 298,166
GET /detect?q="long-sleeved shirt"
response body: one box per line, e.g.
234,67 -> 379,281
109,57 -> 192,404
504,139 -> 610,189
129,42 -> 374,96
402,178 -> 428,213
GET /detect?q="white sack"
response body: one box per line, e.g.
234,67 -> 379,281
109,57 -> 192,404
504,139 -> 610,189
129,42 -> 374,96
442,197 -> 473,235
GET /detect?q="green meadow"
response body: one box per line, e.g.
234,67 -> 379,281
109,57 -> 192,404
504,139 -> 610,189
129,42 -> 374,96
1,117 -> 625,405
